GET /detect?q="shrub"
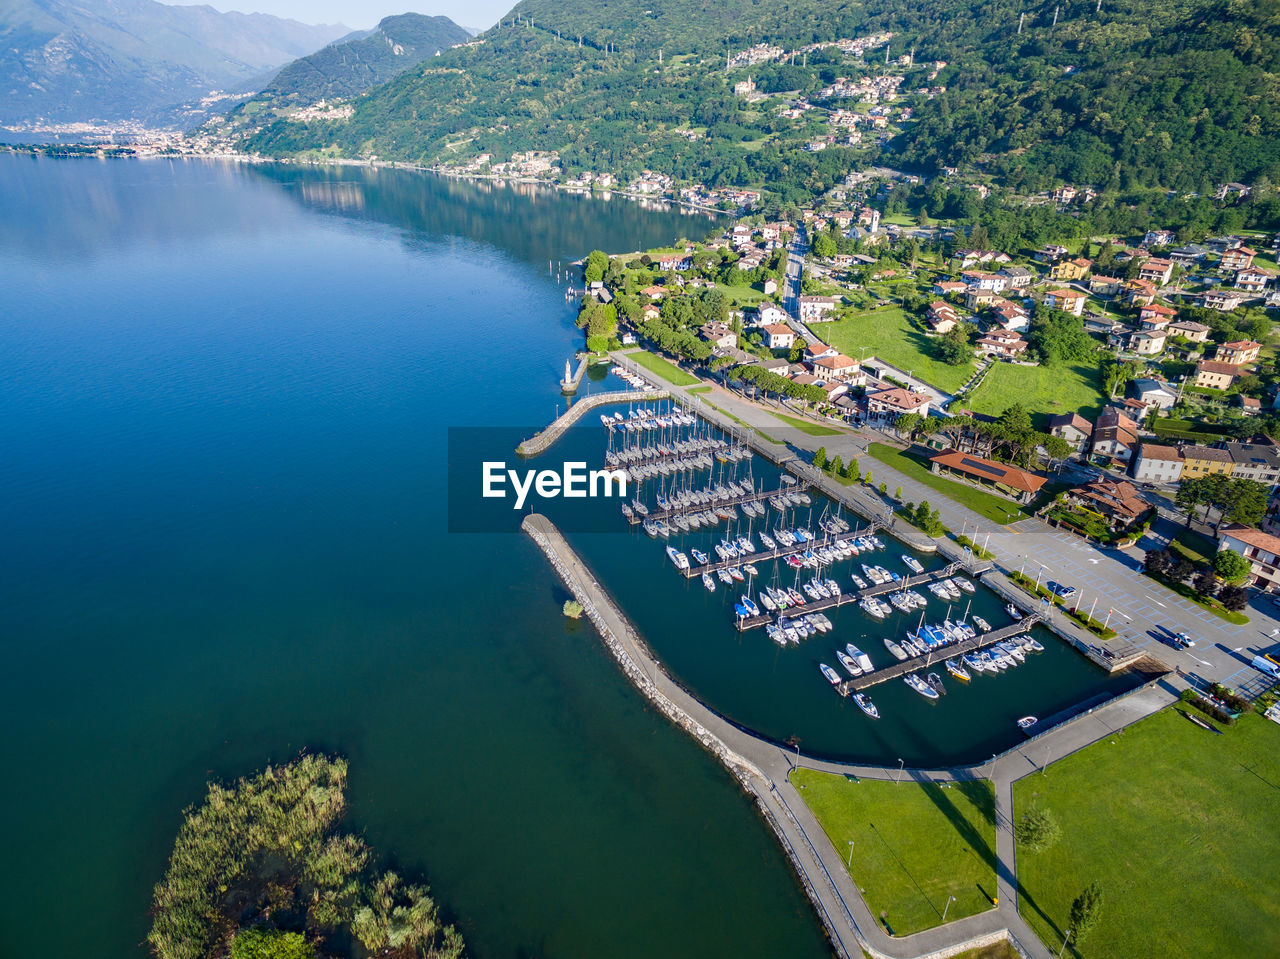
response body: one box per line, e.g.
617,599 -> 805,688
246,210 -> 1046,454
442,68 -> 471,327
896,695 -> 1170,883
1015,807 -> 1062,852
562,600 -> 584,618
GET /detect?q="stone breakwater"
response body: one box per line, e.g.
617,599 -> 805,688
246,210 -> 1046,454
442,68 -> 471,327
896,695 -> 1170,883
516,389 -> 670,456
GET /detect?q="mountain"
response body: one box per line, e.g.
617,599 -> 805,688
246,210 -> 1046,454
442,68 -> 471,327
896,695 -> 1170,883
0,0 -> 349,129
230,0 -> 1280,204
255,14 -> 472,104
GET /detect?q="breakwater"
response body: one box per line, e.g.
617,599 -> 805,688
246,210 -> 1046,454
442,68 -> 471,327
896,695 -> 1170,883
517,388 -> 670,456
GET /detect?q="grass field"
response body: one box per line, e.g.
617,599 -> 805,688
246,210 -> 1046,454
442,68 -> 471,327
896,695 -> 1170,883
818,307 -> 976,393
793,769 -> 997,936
686,385 -> 712,394
962,362 -> 1106,425
716,279 -> 770,307
771,411 -> 845,436
625,349 -> 700,386
864,443 -> 1038,525
1013,707 -> 1280,959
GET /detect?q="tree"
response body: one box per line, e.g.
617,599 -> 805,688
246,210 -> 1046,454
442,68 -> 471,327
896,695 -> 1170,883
1068,880 -> 1104,943
231,930 -> 314,959
1193,566 -> 1218,597
879,481 -> 887,495
845,458 -> 860,479
1014,807 -> 1061,852
895,486 -> 903,500
935,325 -> 972,365
1224,478 -> 1269,529
829,455 -> 843,476
863,470 -> 872,486
1027,310 -> 1095,365
895,412 -> 922,439
813,446 -> 828,470
563,600 -> 584,618
1043,435 -> 1072,470
1176,477 -> 1210,526
1214,549 -> 1252,584
1143,548 -> 1172,576
584,249 -> 609,284
1169,557 -> 1197,583
1218,584 -> 1251,611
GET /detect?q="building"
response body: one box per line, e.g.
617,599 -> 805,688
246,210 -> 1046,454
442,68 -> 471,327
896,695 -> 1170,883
998,266 -> 1037,290
962,271 -> 1009,292
1138,303 -> 1177,330
866,386 -> 931,422
1048,412 -> 1093,451
1220,246 -> 1257,272
762,323 -> 796,349
1130,330 -> 1167,355
810,353 -> 864,383
1036,244 -> 1070,263
798,295 -> 840,321
857,206 -> 881,233
933,280 -> 969,297
1125,279 -> 1158,307
1138,257 -> 1175,286
1223,443 -> 1280,486
1144,229 -> 1176,247
1181,445 -> 1235,480
1044,288 -> 1086,316
928,450 -> 1047,504
1063,477 -> 1150,529
1235,268 -> 1274,293
1131,444 -> 1184,484
1050,257 -> 1092,281
1168,319 -> 1210,343
1200,290 -> 1245,312
1217,525 -> 1280,591
1217,339 -> 1262,365
965,288 -> 998,311
1236,395 -> 1263,416
988,299 -> 1030,332
1130,378 -> 1177,410
1091,408 -> 1140,463
754,304 -> 790,327
699,322 -> 737,349
1089,275 -> 1124,296
927,301 -> 961,333
655,254 -> 692,271
976,330 -> 1028,358
1194,360 -> 1242,390
803,341 -> 837,362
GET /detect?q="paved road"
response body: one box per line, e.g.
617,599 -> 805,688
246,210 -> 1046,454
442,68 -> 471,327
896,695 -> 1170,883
525,512 -> 1184,959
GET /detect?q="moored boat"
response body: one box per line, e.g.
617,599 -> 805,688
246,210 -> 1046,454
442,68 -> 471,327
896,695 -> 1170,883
902,554 -> 924,574
837,650 -> 862,678
854,693 -> 880,719
1017,716 -> 1038,731
819,663 -> 843,687
945,658 -> 971,682
666,546 -> 690,570
973,615 -> 992,633
702,572 -> 715,591
904,673 -> 939,700
884,638 -> 908,661
926,672 -> 946,696
848,644 -> 874,673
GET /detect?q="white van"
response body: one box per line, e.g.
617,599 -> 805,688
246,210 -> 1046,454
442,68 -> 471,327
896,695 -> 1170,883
1251,654 -> 1280,679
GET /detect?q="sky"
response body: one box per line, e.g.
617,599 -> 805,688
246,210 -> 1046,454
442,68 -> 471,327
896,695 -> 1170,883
185,0 -> 511,31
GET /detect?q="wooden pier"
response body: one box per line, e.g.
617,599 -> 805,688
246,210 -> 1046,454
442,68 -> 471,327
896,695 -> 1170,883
734,560 -> 985,630
838,613 -> 1044,695
627,480 -> 813,525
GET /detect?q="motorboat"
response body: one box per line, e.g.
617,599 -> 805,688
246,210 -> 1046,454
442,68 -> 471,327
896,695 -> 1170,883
765,623 -> 787,647
702,572 -> 715,591
973,615 -> 992,633
1017,716 -> 1039,731
819,663 -> 843,687
902,555 -> 924,574
851,573 -> 868,590
728,567 -> 745,582
666,546 -> 689,570
848,644 -> 874,673
904,673 -> 939,700
1006,603 -> 1024,620
962,652 -> 986,673
1026,637 -> 1044,652
740,596 -> 760,616
743,563 -> 760,577
787,588 -> 806,606
759,592 -> 776,612
884,638 -> 908,661
691,548 -> 709,565
926,672 -> 946,696
860,597 -> 886,619
837,650 -> 863,678
953,576 -> 976,594
759,532 -> 777,550
854,693 -> 880,719
945,659 -> 971,682
717,569 -> 734,584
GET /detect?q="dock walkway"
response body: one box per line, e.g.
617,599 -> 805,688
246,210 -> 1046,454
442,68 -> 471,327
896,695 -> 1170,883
840,613 -> 1043,694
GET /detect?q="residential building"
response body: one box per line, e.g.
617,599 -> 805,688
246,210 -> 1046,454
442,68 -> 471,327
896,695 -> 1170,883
1220,246 -> 1257,272
976,330 -> 1028,359
1130,330 -> 1167,355
1035,244 -> 1070,263
1138,303 -> 1177,330
803,341 -> 837,362
965,289 -> 998,310
763,278 -> 778,295
928,450 -> 1047,503
1144,229 -> 1176,247
1181,445 -> 1235,480
754,304 -> 790,326
1168,244 -> 1210,265
933,280 -> 969,297
1236,395 -> 1263,416
762,323 -> 796,349
1044,288 -> 1086,316
857,206 -> 881,233
1125,279 -> 1158,306
962,271 -> 1008,292
1194,360 -> 1242,390
998,266 -> 1036,290
1050,257 -> 1092,281
866,386 -> 931,422
1235,268 -> 1274,293
1200,290 -> 1245,311
699,322 -> 737,349
1138,257 -> 1174,286
1091,408 -> 1140,463
1063,477 -> 1149,529
1217,339 -> 1262,365
1089,275 -> 1124,296
1130,378 -> 1177,410
927,301 -> 961,333
1131,444 -> 1184,484
1217,525 -> 1280,591
655,254 -> 692,271
988,299 -> 1030,331
1168,319 -> 1210,343
798,295 -> 840,321
810,353 -> 863,382
1048,412 -> 1093,451
1223,443 -> 1280,486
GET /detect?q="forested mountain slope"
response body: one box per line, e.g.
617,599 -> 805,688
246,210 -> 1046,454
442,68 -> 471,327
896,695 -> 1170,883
233,0 -> 1280,201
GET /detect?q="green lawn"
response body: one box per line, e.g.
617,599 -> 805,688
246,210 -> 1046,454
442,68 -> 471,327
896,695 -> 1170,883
686,385 -> 712,394
818,307 -> 976,393
716,279 -> 770,307
1170,528 -> 1217,565
864,443 -> 1037,525
1014,707 -> 1280,959
624,349 -> 700,386
771,411 -> 844,437
962,362 -> 1107,425
793,769 -> 997,936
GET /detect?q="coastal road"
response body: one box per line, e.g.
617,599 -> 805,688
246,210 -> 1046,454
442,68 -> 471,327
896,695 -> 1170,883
525,512 -> 1185,959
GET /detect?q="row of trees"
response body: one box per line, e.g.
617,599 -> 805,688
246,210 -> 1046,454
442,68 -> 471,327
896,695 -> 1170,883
1174,474 -> 1269,533
1143,548 -> 1252,610
728,363 -> 828,405
894,405 -> 1073,470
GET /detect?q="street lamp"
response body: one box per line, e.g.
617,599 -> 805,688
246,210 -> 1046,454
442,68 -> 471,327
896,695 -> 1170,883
942,894 -> 957,921
895,758 -> 905,784
1035,562 -> 1047,589
847,840 -> 856,868
1057,930 -> 1073,959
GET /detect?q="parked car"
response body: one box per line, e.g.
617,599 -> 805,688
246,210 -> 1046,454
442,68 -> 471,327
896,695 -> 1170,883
1172,631 -> 1196,648
1047,581 -> 1076,599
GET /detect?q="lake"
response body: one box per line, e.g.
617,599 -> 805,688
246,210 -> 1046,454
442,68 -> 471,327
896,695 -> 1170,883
0,155 -> 830,959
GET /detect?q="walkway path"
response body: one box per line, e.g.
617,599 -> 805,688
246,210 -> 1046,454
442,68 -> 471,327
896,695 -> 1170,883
524,512 -> 1181,959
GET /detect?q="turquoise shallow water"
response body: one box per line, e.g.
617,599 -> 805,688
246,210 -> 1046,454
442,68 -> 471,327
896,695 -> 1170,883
0,156 -> 830,959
